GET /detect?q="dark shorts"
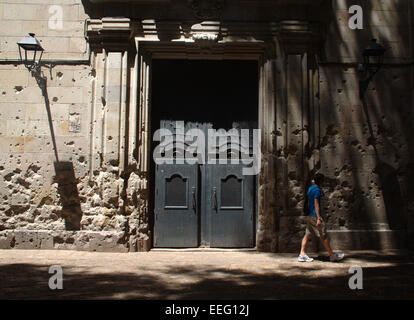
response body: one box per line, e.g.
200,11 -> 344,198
305,216 -> 327,239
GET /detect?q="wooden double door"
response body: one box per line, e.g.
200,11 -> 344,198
153,120 -> 256,248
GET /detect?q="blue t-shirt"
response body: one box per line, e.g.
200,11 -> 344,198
307,185 -> 321,217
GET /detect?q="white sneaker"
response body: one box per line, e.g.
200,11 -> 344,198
330,253 -> 345,262
298,255 -> 314,262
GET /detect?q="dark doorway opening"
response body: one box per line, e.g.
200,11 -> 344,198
150,59 -> 259,248
151,60 -> 258,129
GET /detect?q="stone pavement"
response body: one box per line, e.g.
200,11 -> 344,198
0,249 -> 413,300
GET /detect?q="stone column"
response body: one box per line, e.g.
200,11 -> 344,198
275,22 -> 322,252
125,43 -> 152,252
86,18 -> 139,251
257,44 -> 278,252
277,53 -> 310,252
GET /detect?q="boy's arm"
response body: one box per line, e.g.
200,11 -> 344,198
314,198 -> 322,226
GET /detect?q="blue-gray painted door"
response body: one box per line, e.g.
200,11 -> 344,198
153,120 -> 255,248
154,164 -> 199,247
207,165 -> 254,248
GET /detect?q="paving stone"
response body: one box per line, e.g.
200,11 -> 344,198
0,249 -> 413,299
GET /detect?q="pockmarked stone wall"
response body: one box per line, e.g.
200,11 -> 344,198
321,0 -> 414,251
0,0 -> 150,252
277,0 -> 414,252
0,0 -> 413,252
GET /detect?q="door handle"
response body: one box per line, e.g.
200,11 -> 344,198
212,187 -> 218,211
192,187 -> 196,211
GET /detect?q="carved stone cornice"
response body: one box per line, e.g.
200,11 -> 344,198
85,18 -> 326,55
83,0 -> 331,54
190,21 -> 221,49
188,0 -> 225,20
86,18 -> 134,51
277,20 -> 326,55
83,0 -> 331,23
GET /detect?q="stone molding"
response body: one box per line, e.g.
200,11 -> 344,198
191,21 -> 220,46
86,18 -> 325,55
86,0 -> 325,6
86,18 -> 135,51
278,20 -> 325,55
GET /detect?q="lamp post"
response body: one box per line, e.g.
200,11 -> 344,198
17,33 -> 44,71
16,33 -> 59,162
359,39 -> 386,99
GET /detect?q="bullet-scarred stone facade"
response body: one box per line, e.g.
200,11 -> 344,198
0,0 -> 413,252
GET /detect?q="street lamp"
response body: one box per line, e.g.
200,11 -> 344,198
17,33 -> 44,71
359,39 -> 386,99
362,38 -> 386,75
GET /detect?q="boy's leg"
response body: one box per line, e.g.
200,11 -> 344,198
300,233 -> 312,256
314,218 -> 335,256
321,235 -> 334,257
322,235 -> 345,262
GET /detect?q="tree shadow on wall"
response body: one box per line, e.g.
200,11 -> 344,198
54,162 -> 83,231
361,97 -> 407,233
373,162 -> 406,230
317,0 -> 413,250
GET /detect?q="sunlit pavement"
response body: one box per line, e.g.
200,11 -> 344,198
0,249 -> 413,299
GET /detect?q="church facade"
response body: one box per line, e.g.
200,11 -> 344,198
0,0 -> 413,252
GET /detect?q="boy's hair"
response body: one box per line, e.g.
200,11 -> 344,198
313,173 -> 325,186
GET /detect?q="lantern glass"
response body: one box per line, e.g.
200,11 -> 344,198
362,39 -> 385,74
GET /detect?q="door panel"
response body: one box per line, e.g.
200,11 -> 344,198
154,164 -> 199,247
205,122 -> 256,247
207,165 -> 254,248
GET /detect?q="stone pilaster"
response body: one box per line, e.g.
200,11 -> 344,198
86,18 -> 149,251
257,44 -> 278,252
275,28 -> 322,252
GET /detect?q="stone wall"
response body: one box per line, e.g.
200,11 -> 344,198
0,0 -> 413,252
277,0 -> 414,251
1,0 -> 132,251
320,0 -> 414,251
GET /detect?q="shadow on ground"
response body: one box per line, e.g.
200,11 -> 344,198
1,252 -> 413,300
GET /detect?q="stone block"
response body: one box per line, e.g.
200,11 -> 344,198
24,136 -> 49,153
46,86 -> 85,104
69,37 -> 87,53
2,229 -> 130,252
72,69 -> 93,87
46,21 -> 84,38
6,119 -> 26,136
0,230 -> 14,249
3,4 -> 41,21
0,119 -> 7,136
14,230 -> 39,249
0,70 -> 29,88
137,236 -> 151,252
0,86 -> 44,104
25,104 -> 48,121
327,230 -> 407,251
38,230 -> 55,249
74,231 -> 128,252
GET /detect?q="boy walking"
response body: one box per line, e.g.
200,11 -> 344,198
298,173 -> 345,262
